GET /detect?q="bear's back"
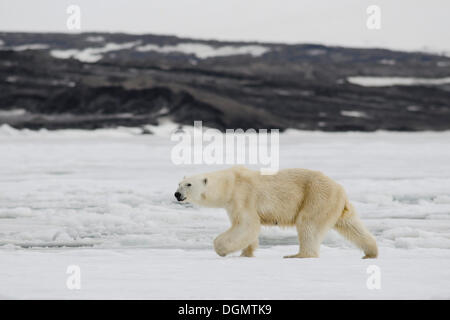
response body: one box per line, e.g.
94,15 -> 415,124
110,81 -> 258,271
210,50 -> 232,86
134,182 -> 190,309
252,169 -> 315,226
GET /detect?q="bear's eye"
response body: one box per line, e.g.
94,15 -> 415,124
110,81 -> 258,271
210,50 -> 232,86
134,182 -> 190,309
186,183 -> 191,187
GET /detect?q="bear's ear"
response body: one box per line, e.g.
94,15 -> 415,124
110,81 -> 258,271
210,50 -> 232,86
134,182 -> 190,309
203,178 -> 208,185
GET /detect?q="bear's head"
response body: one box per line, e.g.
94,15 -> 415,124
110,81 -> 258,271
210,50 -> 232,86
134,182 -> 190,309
174,175 -> 208,204
174,170 -> 234,208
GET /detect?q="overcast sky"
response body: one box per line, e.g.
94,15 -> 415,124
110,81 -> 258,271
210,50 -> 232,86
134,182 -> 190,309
1,0 -> 449,52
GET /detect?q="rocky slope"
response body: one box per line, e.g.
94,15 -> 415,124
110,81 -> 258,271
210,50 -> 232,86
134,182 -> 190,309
1,32 -> 450,131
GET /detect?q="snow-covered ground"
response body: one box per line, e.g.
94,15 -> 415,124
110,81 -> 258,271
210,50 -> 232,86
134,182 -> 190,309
49,41 -> 270,63
135,43 -> 270,59
0,125 -> 449,299
50,41 -> 141,63
347,76 -> 450,87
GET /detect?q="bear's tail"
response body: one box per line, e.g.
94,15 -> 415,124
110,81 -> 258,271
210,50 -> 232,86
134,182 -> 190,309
334,200 -> 378,259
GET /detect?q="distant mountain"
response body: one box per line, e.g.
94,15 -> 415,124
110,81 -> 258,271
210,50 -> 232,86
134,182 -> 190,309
1,32 -> 450,131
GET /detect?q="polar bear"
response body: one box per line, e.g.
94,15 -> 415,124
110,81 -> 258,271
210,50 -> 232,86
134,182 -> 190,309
175,166 -> 378,259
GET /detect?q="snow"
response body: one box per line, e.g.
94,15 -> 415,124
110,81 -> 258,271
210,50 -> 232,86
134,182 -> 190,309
50,41 -> 140,63
85,36 -> 105,43
11,44 -> 49,51
1,247 -> 448,299
0,43 -> 49,51
347,76 -> 450,87
307,49 -> 326,56
437,61 -> 450,67
340,110 -> 368,118
135,43 -> 270,59
0,125 -> 449,299
379,59 -> 396,65
407,105 -> 422,112
0,109 -> 26,117
49,42 -> 269,62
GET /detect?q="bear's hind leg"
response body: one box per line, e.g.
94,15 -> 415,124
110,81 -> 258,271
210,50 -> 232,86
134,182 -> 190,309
284,222 -> 321,258
333,208 -> 378,259
284,215 -> 336,259
240,239 -> 259,257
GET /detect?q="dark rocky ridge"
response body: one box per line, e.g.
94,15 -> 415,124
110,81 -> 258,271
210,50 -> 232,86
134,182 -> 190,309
0,32 -> 450,131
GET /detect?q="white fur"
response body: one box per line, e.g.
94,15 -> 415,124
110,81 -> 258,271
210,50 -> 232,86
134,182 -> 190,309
176,166 -> 378,259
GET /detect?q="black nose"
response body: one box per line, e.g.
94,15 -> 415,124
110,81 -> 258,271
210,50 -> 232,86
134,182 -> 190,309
174,192 -> 181,200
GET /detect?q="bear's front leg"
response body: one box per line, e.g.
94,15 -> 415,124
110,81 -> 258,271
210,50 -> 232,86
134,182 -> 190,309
213,233 -> 232,257
214,229 -> 250,257
213,209 -> 261,257
240,239 -> 259,257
